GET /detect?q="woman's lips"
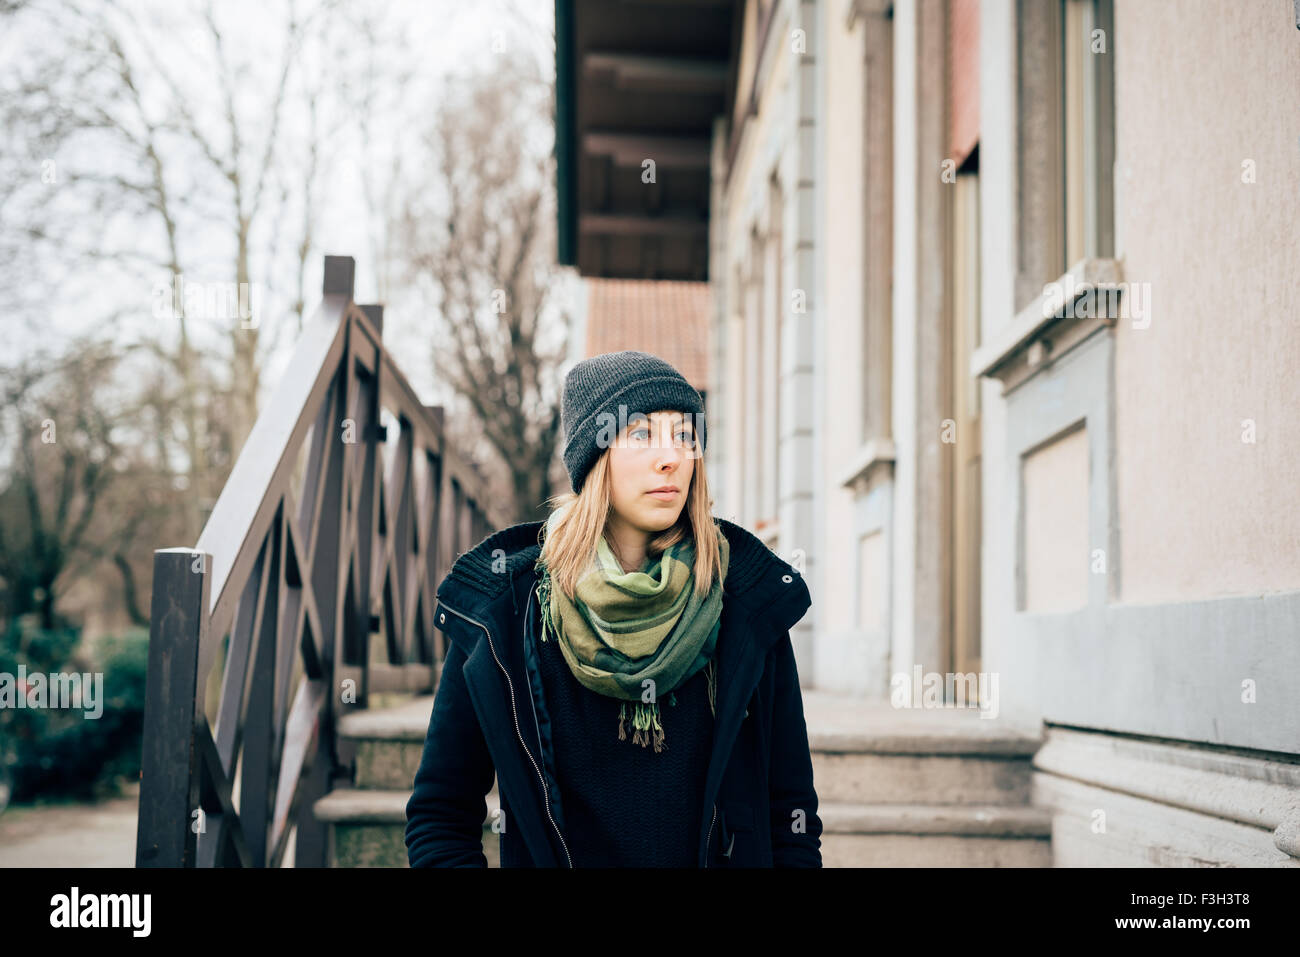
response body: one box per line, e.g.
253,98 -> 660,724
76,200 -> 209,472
646,489 -> 678,500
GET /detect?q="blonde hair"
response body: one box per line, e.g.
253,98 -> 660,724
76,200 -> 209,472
539,446 -> 722,601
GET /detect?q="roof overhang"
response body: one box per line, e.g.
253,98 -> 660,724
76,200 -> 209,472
555,0 -> 736,280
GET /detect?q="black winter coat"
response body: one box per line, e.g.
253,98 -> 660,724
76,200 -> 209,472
403,517 -> 822,867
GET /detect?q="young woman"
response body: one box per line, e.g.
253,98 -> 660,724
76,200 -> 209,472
404,350 -> 821,867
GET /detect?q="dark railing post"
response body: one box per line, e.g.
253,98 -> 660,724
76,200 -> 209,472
322,255 -> 355,297
459,489 -> 473,560
309,256 -> 352,679
354,303 -> 384,687
436,433 -> 455,595
423,404 -> 445,677
137,548 -> 210,867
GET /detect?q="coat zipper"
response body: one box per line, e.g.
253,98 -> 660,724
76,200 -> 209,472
704,803 -> 717,868
439,599 -> 574,868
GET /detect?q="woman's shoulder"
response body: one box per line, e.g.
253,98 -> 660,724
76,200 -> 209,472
441,521 -> 545,584
433,520 -> 545,631
712,517 -> 802,578
711,516 -> 811,628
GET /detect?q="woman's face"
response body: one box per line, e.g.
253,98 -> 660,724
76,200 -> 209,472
606,409 -> 697,534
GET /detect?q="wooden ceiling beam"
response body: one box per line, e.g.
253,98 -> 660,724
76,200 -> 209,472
579,212 -> 708,238
583,51 -> 728,95
582,131 -> 712,169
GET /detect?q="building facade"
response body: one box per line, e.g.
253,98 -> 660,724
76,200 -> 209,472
556,0 -> 1300,865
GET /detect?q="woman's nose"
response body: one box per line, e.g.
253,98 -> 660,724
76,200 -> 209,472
656,446 -> 681,471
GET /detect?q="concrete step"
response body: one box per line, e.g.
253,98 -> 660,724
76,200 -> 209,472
319,689 -> 1052,867
311,790 -> 1051,867
337,695 -> 436,791
313,783 -> 501,867
819,799 -> 1053,867
341,691 -> 1047,796
801,690 -> 1045,806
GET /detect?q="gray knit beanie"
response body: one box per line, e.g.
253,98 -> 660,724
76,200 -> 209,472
560,350 -> 706,493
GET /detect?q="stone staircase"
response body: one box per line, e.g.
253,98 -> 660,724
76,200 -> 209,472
803,690 -> 1052,866
312,688 -> 1052,867
312,694 -> 501,867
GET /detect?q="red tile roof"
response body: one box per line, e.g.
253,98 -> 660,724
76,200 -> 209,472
583,278 -> 711,393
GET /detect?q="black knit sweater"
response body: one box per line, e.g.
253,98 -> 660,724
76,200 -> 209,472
530,585 -> 715,867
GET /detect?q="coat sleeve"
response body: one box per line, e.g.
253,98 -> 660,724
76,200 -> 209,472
404,636 -> 497,867
766,629 -> 823,867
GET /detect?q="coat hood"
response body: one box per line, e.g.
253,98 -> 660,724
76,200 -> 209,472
435,516 -> 811,635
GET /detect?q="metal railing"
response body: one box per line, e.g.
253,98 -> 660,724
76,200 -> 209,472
136,255 -> 503,866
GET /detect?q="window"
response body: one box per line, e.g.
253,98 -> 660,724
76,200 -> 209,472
763,176 -> 783,525
949,0 -> 982,676
1015,0 -> 1114,310
1062,0 -> 1087,269
860,1 -> 893,445
726,262 -> 747,518
743,227 -> 762,526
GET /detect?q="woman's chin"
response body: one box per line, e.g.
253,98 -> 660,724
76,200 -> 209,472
634,503 -> 683,529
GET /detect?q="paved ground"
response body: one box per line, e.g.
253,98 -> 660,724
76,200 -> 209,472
0,781 -> 139,868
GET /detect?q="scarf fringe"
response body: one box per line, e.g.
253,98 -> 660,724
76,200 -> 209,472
620,699 -> 666,752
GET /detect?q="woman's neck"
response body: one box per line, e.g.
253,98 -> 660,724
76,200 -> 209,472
605,515 -> 652,573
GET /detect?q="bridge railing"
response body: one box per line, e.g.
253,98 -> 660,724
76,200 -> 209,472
136,255 -> 503,867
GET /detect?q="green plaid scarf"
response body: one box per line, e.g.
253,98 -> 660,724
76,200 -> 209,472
535,506 -> 730,752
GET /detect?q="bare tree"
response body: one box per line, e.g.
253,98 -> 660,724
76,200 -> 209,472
0,0 -> 357,539
0,343 -> 168,630
396,63 -> 572,523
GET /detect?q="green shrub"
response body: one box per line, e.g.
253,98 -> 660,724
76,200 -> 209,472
0,621 -> 148,803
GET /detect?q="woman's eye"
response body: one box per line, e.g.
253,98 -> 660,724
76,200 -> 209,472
677,432 -> 695,446
630,428 -> 650,441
